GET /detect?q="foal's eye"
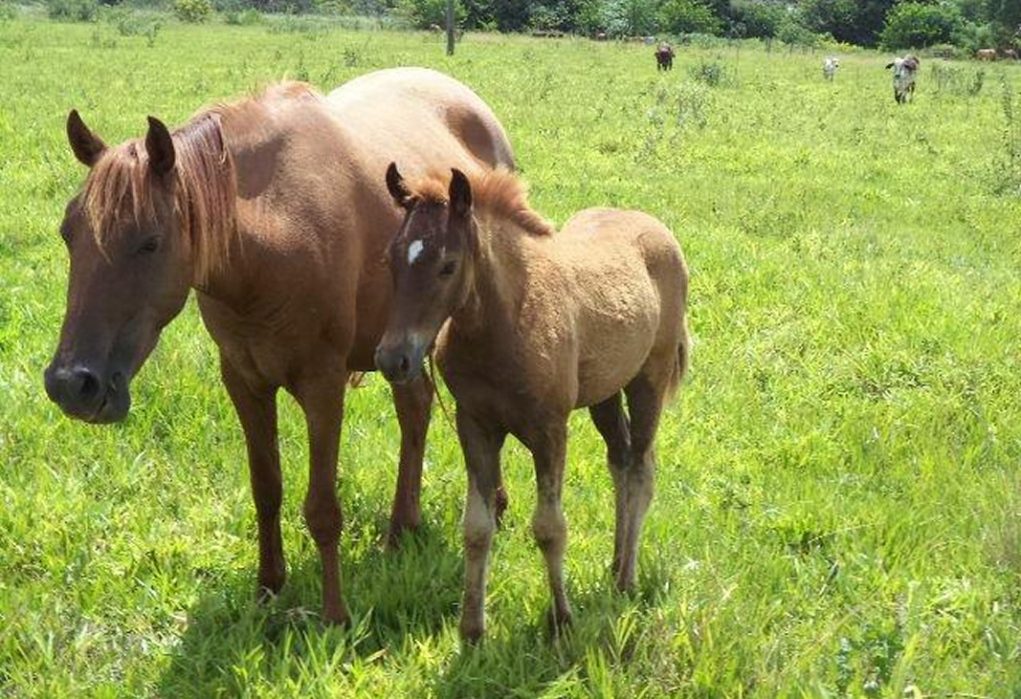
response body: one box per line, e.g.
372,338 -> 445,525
137,237 -> 160,255
439,260 -> 457,277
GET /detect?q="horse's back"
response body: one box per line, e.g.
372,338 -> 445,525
325,67 -> 515,173
553,208 -> 687,407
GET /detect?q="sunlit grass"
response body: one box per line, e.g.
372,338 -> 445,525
1,17 -> 1020,696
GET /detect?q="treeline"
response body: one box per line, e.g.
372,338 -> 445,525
36,0 -> 1021,52
399,0 -> 1019,51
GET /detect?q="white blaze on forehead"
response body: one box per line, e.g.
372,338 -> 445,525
407,239 -> 425,264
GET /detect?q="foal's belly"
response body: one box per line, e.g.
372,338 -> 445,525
572,293 -> 660,408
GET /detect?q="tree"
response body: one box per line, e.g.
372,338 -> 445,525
659,0 -> 721,34
880,1 -> 963,49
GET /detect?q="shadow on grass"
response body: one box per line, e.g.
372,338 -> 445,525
156,519 -> 462,697
431,557 -> 674,698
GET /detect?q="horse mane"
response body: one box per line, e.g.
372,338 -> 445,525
81,82 -> 317,285
412,168 -> 556,238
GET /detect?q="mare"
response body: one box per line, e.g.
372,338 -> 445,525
44,69 -> 515,625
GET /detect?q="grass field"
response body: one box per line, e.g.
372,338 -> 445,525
2,14 -> 1021,697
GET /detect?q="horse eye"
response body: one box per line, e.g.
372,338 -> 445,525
439,260 -> 457,277
137,237 -> 160,255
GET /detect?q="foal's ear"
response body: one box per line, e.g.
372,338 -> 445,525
145,116 -> 176,177
884,62 -> 894,69
386,162 -> 413,208
67,110 -> 107,168
449,168 -> 472,218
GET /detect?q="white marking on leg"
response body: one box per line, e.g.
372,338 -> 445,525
407,239 -> 425,265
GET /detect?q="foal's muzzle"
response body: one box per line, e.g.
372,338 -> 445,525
375,337 -> 428,385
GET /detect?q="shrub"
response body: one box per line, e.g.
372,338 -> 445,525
47,0 -> 98,22
659,0 -> 721,35
223,7 -> 263,23
173,0 -> 212,22
396,0 -> 465,30
880,2 -> 962,50
688,58 -> 732,87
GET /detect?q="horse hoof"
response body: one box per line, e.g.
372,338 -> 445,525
459,618 -> 485,645
386,519 -> 421,550
546,606 -> 573,638
323,604 -> 352,628
256,570 -> 286,603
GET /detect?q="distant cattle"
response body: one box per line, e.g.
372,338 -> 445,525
427,23 -> 442,33
1003,49 -> 1018,60
885,55 -> 920,104
594,31 -> 608,41
655,42 -> 675,71
976,48 -> 997,61
823,57 -> 839,81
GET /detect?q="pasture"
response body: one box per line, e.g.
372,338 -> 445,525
2,16 -> 1021,697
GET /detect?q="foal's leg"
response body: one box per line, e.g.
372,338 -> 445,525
293,370 -> 350,626
619,372 -> 670,592
589,392 -> 631,577
530,422 -> 572,634
387,373 -> 433,546
455,410 -> 506,643
221,358 -> 285,598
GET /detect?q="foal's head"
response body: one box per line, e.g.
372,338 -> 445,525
44,111 -> 230,423
375,163 -> 477,384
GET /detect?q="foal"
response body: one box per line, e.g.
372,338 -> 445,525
375,165 -> 690,642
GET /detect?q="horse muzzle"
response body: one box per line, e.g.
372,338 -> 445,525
44,362 -> 131,424
374,337 -> 428,385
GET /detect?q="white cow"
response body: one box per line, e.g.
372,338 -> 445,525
885,55 -> 920,104
823,57 -> 839,81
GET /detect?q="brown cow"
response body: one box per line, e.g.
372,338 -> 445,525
655,42 -> 675,71
976,48 -> 997,61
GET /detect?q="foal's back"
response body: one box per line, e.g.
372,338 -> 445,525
544,207 -> 687,408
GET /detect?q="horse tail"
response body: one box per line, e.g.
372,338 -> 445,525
666,320 -> 690,401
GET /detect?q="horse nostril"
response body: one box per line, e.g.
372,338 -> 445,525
72,367 -> 101,400
399,355 -> 410,374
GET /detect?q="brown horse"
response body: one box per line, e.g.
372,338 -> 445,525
376,165 -> 690,641
44,69 -> 515,625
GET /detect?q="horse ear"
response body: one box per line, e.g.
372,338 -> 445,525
449,168 -> 472,218
884,62 -> 894,69
67,110 -> 107,167
386,162 -> 413,208
145,116 -> 175,177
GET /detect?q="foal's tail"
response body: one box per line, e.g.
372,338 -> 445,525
666,320 -> 691,401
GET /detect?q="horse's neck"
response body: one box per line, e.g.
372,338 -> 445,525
451,218 -> 531,342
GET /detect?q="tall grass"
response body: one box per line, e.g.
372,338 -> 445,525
0,19 -> 1020,697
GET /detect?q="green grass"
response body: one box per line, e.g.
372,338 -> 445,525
2,16 -> 1021,697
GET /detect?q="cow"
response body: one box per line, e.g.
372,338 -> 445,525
823,57 -> 839,81
976,48 -> 997,61
1003,48 -> 1018,60
885,55 -> 920,104
655,42 -> 675,71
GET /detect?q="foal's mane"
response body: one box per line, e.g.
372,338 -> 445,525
81,82 -> 317,284
412,168 -> 556,238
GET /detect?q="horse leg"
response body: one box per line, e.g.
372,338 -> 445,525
619,370 -> 670,592
529,421 -> 572,635
221,357 -> 285,599
455,409 -> 505,643
387,373 -> 433,546
293,370 -> 349,626
589,392 -> 631,577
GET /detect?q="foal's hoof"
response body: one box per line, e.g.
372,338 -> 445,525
546,606 -> 573,639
